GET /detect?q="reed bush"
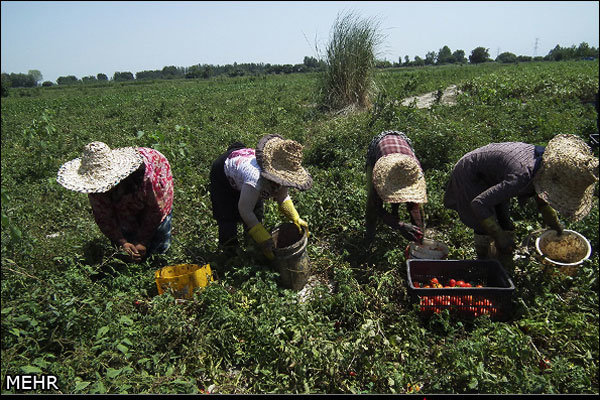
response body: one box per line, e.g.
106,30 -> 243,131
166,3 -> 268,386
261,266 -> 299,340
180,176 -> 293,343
319,12 -> 383,112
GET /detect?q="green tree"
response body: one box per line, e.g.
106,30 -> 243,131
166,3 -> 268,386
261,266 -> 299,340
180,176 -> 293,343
496,52 -> 518,63
436,46 -> 453,64
97,73 -> 108,81
452,50 -> 466,64
1,73 -> 10,97
413,56 -> 425,66
575,42 -> 598,59
303,56 -> 320,69
27,69 -> 43,86
113,71 -> 134,81
9,73 -> 37,87
469,47 -> 491,64
57,75 -> 79,85
425,51 -> 436,65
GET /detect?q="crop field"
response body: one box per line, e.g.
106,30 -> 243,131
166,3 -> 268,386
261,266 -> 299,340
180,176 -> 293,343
1,60 -> 599,394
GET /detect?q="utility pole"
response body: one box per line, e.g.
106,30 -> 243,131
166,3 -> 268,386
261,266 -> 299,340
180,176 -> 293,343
534,38 -> 539,56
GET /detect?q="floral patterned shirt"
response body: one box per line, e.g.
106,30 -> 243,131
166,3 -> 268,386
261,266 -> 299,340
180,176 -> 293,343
88,148 -> 174,245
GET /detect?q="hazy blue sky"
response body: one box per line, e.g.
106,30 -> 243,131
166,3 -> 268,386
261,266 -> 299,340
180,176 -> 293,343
2,1 -> 599,83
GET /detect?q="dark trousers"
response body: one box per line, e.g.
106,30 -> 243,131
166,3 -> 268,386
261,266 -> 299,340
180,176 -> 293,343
209,142 -> 264,247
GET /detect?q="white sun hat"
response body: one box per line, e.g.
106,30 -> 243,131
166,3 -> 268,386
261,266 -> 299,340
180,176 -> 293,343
57,142 -> 143,193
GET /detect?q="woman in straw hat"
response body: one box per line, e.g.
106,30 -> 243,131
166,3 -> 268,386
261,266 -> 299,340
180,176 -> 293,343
57,142 -> 174,262
443,134 -> 598,267
209,134 -> 312,260
365,131 -> 427,247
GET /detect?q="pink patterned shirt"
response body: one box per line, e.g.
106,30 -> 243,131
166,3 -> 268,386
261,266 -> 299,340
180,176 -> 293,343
88,148 -> 174,245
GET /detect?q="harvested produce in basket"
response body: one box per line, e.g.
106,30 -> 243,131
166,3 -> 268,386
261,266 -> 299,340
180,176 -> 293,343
414,276 -> 484,288
539,231 -> 588,264
419,295 -> 499,317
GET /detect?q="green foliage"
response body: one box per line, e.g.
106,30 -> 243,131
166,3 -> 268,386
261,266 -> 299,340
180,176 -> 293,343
1,61 -> 598,394
545,42 -> 599,61
496,52 -> 518,64
469,47 -> 491,64
113,72 -> 135,82
57,75 -> 80,85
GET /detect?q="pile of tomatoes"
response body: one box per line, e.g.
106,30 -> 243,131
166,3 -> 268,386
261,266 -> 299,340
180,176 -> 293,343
413,277 -> 501,318
413,277 -> 482,289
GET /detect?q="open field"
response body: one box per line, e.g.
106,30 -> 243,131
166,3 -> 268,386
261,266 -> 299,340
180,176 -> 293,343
1,60 -> 599,394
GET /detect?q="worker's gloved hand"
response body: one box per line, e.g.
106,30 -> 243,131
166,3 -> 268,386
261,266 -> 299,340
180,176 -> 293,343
279,199 -> 309,237
481,217 -> 515,254
540,204 -> 563,235
397,222 -> 424,243
248,223 -> 275,260
381,212 -> 423,243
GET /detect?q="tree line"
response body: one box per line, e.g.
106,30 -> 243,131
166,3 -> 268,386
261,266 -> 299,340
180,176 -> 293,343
1,42 -> 598,93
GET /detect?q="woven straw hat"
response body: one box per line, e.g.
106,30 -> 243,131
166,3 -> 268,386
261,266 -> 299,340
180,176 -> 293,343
533,134 -> 599,221
255,134 -> 313,190
372,153 -> 428,203
57,142 -> 143,193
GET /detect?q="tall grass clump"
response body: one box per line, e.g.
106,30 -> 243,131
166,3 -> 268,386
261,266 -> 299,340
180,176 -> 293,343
319,11 -> 383,112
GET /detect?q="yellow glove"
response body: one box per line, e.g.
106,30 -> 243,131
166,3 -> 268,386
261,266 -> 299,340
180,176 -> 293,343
481,217 -> 515,254
247,223 -> 274,260
539,204 -> 563,234
279,199 -> 309,237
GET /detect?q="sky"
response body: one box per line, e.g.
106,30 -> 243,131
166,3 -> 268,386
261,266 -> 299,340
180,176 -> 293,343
1,1 -> 599,83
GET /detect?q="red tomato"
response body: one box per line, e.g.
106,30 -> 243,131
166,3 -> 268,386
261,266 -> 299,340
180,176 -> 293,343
414,282 -> 420,288
449,279 -> 456,287
456,280 -> 465,287
430,277 -> 439,285
539,358 -> 551,370
464,282 -> 472,288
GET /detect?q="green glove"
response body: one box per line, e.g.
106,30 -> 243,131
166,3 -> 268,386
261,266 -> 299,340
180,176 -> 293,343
539,204 -> 563,234
248,223 -> 274,260
279,199 -> 309,237
481,217 -> 515,254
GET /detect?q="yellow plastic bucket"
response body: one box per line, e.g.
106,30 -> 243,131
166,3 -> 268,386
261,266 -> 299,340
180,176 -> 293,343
155,263 -> 214,299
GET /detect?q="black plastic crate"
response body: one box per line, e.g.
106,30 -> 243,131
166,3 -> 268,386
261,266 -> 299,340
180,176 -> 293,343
407,259 -> 515,321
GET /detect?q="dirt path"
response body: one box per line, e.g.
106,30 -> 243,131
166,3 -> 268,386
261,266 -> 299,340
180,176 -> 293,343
400,84 -> 460,108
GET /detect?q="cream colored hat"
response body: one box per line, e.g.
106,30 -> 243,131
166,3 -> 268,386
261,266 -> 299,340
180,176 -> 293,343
372,153 -> 428,203
57,142 -> 143,193
533,134 -> 599,221
255,134 -> 313,190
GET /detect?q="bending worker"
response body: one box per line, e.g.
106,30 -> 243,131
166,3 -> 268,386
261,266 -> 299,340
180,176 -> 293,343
209,134 -> 312,260
365,130 -> 427,246
444,134 -> 598,267
57,141 -> 174,262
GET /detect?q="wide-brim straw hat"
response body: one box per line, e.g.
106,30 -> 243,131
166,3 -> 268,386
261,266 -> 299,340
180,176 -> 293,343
533,134 -> 599,221
57,141 -> 143,193
255,134 -> 313,190
372,153 -> 428,203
